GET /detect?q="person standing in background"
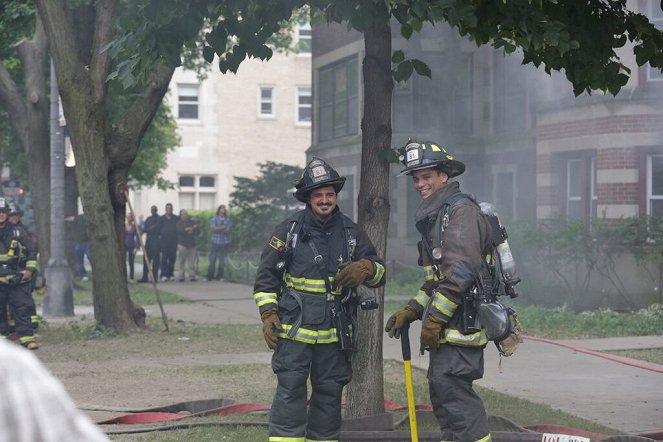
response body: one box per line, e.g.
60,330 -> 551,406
176,209 -> 197,281
124,213 -> 139,282
139,205 -> 162,283
207,204 -> 232,281
159,203 -> 179,281
73,213 -> 92,281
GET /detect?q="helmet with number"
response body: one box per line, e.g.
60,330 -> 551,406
397,139 -> 465,177
8,201 -> 22,216
0,198 -> 9,213
294,157 -> 346,203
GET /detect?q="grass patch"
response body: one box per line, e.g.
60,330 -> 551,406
72,279 -> 193,305
38,317 -> 266,359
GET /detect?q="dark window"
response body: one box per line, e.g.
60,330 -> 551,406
318,57 -> 359,141
200,176 -> 215,187
298,88 -> 312,123
298,23 -> 312,54
646,3 -> 663,81
260,87 -> 274,116
494,56 -> 527,133
179,176 -> 194,187
649,154 -> 663,217
178,85 -> 199,119
562,155 -> 596,222
495,171 -> 515,223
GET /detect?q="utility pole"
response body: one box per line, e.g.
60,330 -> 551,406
43,60 -> 73,317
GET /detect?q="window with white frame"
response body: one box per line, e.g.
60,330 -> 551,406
565,156 -> 596,221
297,22 -> 312,54
178,175 -> 217,210
646,2 -> 663,81
648,154 -> 663,217
178,84 -> 199,119
259,87 -> 274,117
297,87 -> 312,124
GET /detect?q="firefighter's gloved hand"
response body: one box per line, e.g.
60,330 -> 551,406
335,259 -> 374,289
385,305 -> 419,339
261,309 -> 282,350
421,315 -> 445,350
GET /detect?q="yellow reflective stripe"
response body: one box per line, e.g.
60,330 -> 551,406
476,433 -> 492,442
31,315 -> 39,323
306,439 -> 338,442
0,275 -> 16,283
413,290 -> 430,307
285,274 -> 327,293
25,260 -> 38,269
440,328 -> 488,347
432,291 -> 458,318
19,336 -> 35,344
253,292 -> 278,308
0,254 -> 13,261
423,266 -> 435,281
366,262 -> 385,286
269,437 -> 306,442
279,324 -> 340,344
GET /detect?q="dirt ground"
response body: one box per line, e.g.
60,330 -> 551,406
33,318 -> 277,432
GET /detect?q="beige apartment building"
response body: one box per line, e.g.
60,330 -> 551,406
132,27 -> 312,217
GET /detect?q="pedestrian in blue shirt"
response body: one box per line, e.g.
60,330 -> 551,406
207,205 -> 232,281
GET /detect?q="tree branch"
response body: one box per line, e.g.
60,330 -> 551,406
109,63 -> 176,165
15,16 -> 48,109
91,0 -> 117,103
0,61 -> 29,147
36,0 -> 84,90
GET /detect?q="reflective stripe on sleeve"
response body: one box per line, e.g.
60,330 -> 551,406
253,291 -> 278,308
431,290 -> 458,320
366,261 -> 385,287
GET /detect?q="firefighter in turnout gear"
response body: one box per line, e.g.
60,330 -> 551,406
253,158 -> 386,442
8,202 -> 40,332
385,140 -> 494,442
0,198 -> 39,349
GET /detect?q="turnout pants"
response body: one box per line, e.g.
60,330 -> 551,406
269,339 -> 352,441
0,282 -> 36,342
428,344 -> 491,442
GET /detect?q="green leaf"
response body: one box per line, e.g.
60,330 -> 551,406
392,50 -> 405,63
401,23 -> 413,39
202,46 -> 215,63
411,58 -> 431,78
393,60 -> 414,82
379,148 -> 402,164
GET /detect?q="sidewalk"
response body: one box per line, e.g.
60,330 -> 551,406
58,278 -> 663,435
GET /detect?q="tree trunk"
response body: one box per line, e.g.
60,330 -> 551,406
346,22 -> 393,417
37,0 -> 174,332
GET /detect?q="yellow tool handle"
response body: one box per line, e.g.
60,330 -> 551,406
401,323 -> 419,442
403,360 -> 419,442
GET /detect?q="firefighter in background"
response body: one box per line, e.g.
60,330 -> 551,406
253,158 -> 386,442
0,198 -> 39,349
385,140 -> 494,442
8,202 -> 40,331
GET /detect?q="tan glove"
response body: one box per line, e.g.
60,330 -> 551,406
385,305 -> 419,339
335,259 -> 374,289
421,315 -> 445,350
261,309 -> 282,350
